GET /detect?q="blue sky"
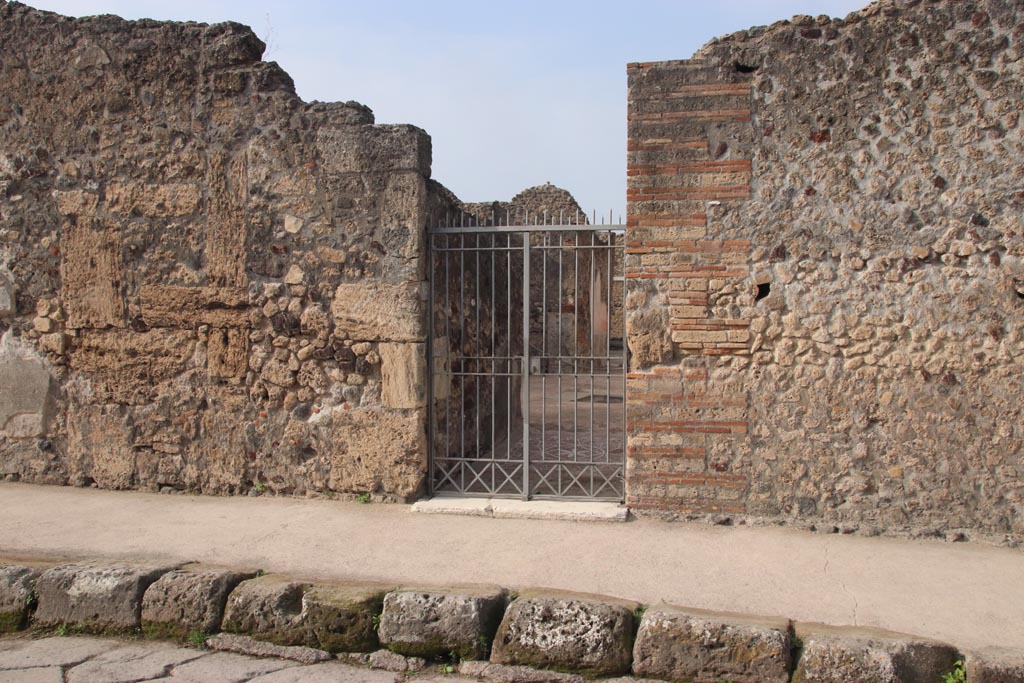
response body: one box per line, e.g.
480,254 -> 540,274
30,1 -> 867,217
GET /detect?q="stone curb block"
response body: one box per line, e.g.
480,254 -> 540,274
967,647 -> 1024,683
459,660 -> 586,683
340,649 -> 428,672
0,564 -> 48,632
206,632 -> 334,664
5,555 -> 1016,683
222,574 -> 387,652
378,586 -> 506,659
632,605 -> 793,683
141,564 -> 257,639
792,623 -> 961,683
491,590 -> 638,676
34,561 -> 178,633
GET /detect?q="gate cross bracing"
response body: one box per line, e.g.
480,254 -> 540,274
427,211 -> 626,501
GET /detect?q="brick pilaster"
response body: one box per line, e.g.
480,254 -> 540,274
624,60 -> 754,514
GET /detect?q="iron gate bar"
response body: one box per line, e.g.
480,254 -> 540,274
522,232 -> 530,497
427,218 -> 626,501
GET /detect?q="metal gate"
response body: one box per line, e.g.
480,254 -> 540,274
427,212 -> 626,501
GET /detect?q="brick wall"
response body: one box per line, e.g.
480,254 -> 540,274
624,1 -> 1024,544
625,60 -> 755,514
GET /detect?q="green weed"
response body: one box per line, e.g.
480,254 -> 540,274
942,659 -> 967,683
186,629 -> 208,649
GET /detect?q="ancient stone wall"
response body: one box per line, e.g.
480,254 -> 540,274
0,2 -> 440,500
626,0 -> 1024,542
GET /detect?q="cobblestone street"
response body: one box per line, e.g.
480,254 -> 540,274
0,636 -> 464,683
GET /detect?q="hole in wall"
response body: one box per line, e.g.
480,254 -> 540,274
734,61 -> 759,73
756,282 -> 771,301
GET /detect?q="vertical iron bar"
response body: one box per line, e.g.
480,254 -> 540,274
541,230 -> 546,471
459,233 -> 465,492
506,232 -> 512,470
557,232 -> 563,496
573,234 -> 579,471
589,231 -> 595,472
444,234 -> 452,492
621,233 -> 627,500
491,234 -> 496,492
427,233 -> 435,495
606,231 -> 612,466
475,235 -> 481,467
522,231 -> 531,500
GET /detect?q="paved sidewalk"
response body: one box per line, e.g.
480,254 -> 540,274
0,635 -> 457,682
0,482 -> 1021,651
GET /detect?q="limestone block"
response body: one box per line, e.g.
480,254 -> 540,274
0,274 -> 15,318
319,407 -> 426,499
378,586 -> 506,659
139,286 -> 248,328
205,151 -> 248,288
53,189 -> 99,215
222,575 -> 387,652
34,562 -> 177,632
792,623 -> 960,683
66,404 -> 136,489
60,217 -> 124,329
316,125 -> 431,176
626,308 -> 673,369
331,281 -> 424,342
207,327 -> 249,378
105,182 -> 202,216
379,343 -> 426,409
491,591 -> 637,675
0,335 -> 54,439
0,564 -> 46,631
141,565 -> 257,639
967,648 -> 1024,683
632,606 -> 792,683
378,173 -> 427,258
68,329 -> 195,405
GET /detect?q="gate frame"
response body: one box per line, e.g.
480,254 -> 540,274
426,217 -> 627,502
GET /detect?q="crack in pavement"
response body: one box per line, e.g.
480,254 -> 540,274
61,651 -> 103,683
60,647 -> 211,683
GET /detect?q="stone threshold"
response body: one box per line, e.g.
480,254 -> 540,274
410,496 -> 629,522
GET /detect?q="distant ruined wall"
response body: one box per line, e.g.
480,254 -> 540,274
0,2 -> 443,499
626,0 -> 1024,542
